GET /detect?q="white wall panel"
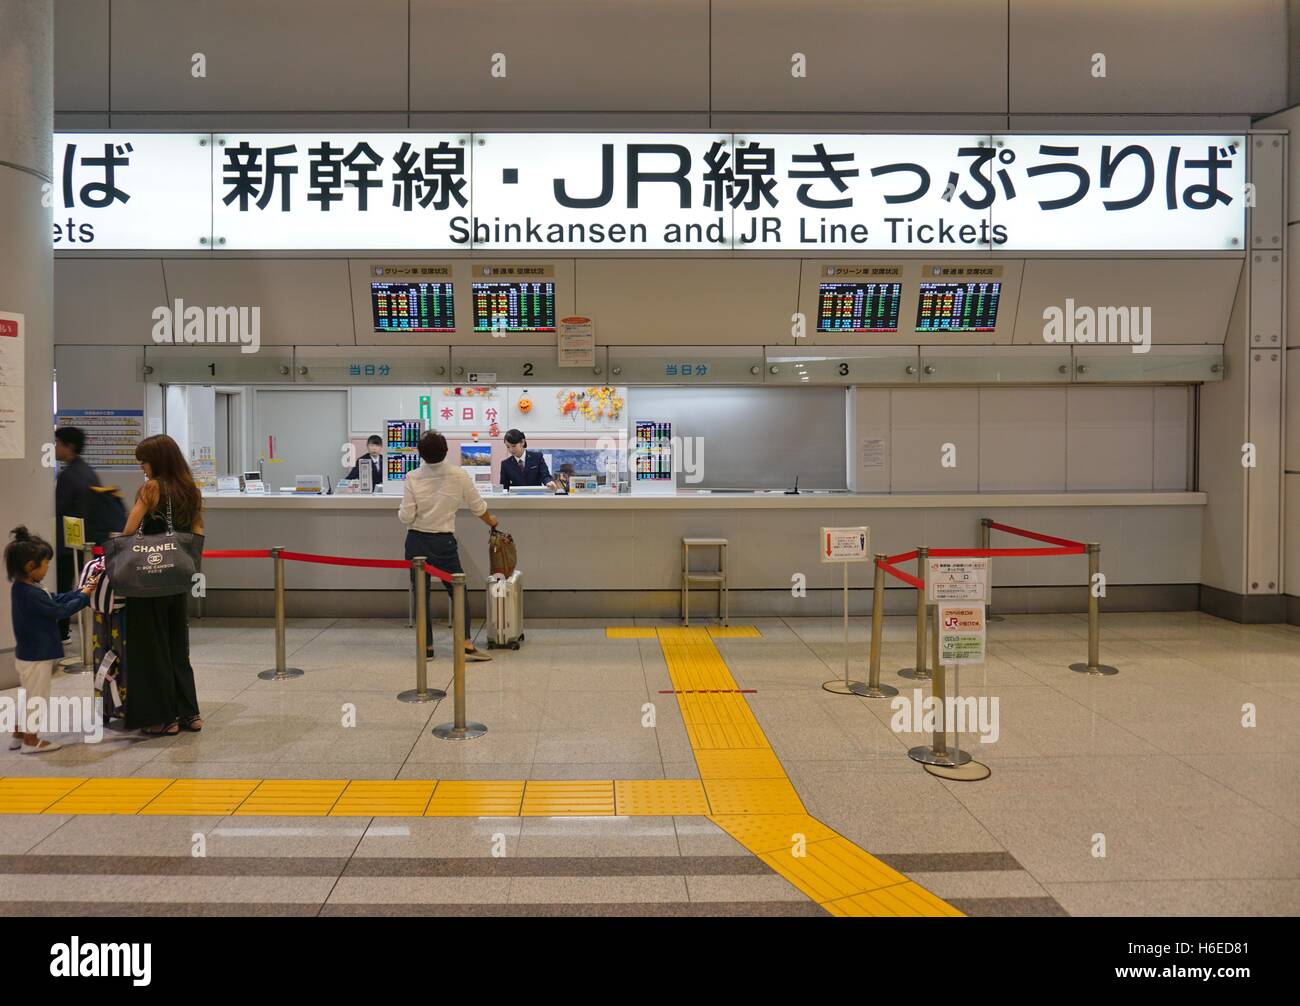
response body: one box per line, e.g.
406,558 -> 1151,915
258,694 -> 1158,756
889,389 -> 979,492
164,259 -> 355,346
110,0 -> 408,111
411,0 -> 709,112
1009,0 -> 1285,114
846,387 -> 890,493
1066,387 -> 1154,491
712,0 -> 1006,113
1153,386 -> 1190,491
576,259 -> 799,345
54,0 -> 109,110
1286,474 -> 1300,597
54,259 -> 167,345
1288,346 -> 1300,473
1013,259 -> 1243,346
978,388 -> 1066,491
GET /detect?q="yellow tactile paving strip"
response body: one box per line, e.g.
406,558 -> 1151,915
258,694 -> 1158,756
651,625 -> 963,918
522,780 -> 616,816
235,780 -> 348,816
615,779 -> 709,817
605,627 -> 659,639
0,623 -> 959,917
709,625 -> 763,638
425,780 -> 524,817
331,780 -> 437,817
142,779 -> 260,816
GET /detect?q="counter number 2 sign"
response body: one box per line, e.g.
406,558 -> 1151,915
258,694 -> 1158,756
821,526 -> 869,563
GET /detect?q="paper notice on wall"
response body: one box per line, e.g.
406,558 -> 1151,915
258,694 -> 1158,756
861,437 -> 885,470
190,444 -> 217,490
557,316 -> 596,367
0,312 -> 24,459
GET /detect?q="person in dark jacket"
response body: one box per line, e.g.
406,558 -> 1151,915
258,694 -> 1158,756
499,429 -> 555,491
54,426 -> 101,642
346,434 -> 384,490
5,526 -> 97,753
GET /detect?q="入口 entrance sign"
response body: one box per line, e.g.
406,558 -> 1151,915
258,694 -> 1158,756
927,557 -> 990,603
53,132 -> 1246,252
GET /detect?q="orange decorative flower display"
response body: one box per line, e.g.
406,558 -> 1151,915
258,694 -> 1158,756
554,386 -> 624,422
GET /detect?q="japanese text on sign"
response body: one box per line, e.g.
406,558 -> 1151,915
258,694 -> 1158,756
54,133 -> 1246,251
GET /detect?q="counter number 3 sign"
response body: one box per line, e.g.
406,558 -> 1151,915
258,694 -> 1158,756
821,526 -> 869,563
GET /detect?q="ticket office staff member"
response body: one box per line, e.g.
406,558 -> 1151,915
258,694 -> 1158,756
347,435 -> 384,490
500,429 -> 554,491
399,431 -> 497,662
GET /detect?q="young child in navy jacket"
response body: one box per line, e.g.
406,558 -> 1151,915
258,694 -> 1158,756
6,526 -> 97,754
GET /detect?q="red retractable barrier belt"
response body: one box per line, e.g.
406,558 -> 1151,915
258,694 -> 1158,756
986,521 -> 1085,550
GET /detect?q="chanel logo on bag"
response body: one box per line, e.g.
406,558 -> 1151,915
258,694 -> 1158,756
147,553 -> 163,566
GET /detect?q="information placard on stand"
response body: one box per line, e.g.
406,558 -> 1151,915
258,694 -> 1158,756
820,526 -> 870,695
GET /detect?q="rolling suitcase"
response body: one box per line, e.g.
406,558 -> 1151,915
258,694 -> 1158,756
486,570 -> 524,650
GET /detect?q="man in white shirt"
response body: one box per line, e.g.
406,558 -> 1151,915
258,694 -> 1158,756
399,431 -> 499,662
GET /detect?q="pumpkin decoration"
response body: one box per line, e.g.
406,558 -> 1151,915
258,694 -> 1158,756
518,396 -> 533,413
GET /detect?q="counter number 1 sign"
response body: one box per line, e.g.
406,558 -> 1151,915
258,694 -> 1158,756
821,526 -> 869,563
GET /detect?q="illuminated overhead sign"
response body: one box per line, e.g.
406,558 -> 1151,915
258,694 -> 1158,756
53,132 -> 1246,252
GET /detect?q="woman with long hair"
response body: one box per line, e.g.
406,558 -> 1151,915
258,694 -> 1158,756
121,434 -> 205,736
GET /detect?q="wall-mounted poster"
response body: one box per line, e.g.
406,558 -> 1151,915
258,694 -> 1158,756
558,316 -> 596,367
0,312 -> 23,459
54,409 -> 144,468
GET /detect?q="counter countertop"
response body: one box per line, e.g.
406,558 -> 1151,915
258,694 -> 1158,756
202,490 -> 1208,510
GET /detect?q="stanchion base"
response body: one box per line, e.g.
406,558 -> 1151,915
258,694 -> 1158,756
257,667 -> 305,681
397,687 -> 446,703
1069,662 -> 1119,677
432,721 -> 488,740
925,760 -> 991,781
850,681 -> 899,699
822,679 -> 867,695
58,658 -> 90,675
897,667 -> 932,681
907,744 -> 971,767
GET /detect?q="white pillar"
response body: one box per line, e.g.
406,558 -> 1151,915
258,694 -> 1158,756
0,1 -> 54,681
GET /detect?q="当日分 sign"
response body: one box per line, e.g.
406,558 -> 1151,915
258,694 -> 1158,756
53,132 -> 1246,252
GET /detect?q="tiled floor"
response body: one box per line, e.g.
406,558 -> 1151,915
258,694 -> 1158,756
1,611 -> 1297,916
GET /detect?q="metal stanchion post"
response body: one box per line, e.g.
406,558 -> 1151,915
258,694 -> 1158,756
851,556 -> 897,699
823,557 -> 872,696
61,546 -> 91,674
434,573 -> 487,739
980,518 -> 1004,622
399,557 -> 445,702
910,608 -> 954,765
1070,542 -> 1118,676
923,659 -> 990,781
258,546 -> 305,681
899,546 -> 930,680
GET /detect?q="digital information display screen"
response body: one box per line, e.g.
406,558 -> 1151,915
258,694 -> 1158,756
472,280 -> 556,333
915,281 -> 1001,332
816,281 -> 902,333
371,281 -> 455,333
